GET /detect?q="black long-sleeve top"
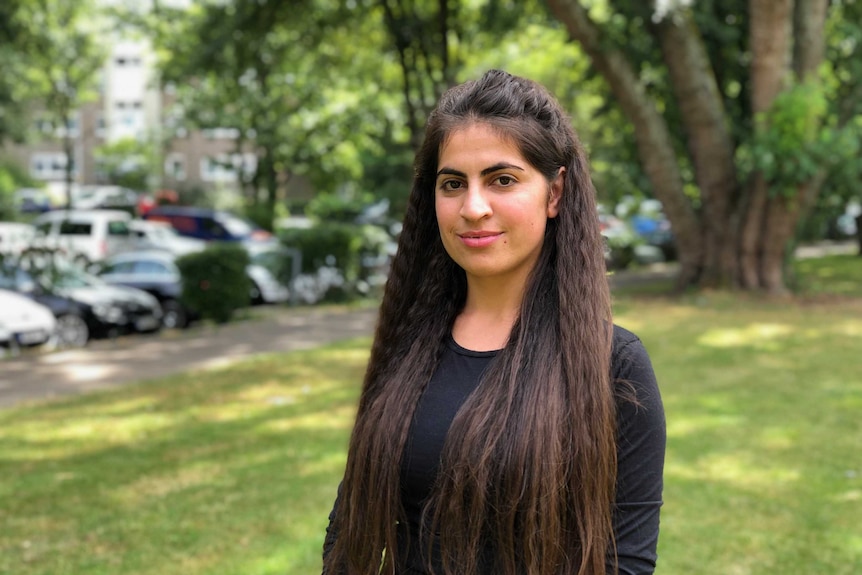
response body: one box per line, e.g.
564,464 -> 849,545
324,325 -> 666,574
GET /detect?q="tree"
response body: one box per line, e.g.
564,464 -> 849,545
0,0 -> 32,145
7,0 -> 105,208
149,0 -> 403,229
545,0 -> 861,293
93,137 -> 154,191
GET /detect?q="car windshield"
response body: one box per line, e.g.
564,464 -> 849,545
218,214 -> 256,236
47,265 -> 104,289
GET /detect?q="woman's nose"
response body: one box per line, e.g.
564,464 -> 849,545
460,186 -> 492,221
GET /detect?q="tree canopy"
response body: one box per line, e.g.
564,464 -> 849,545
3,0 -> 860,291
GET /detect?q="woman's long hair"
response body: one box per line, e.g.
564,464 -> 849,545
325,70 -> 615,575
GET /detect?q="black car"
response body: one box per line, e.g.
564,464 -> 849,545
0,262 -> 162,342
97,250 -> 197,329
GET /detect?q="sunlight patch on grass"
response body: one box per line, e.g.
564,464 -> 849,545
835,490 -> 861,502
264,409 -> 356,433
666,413 -> 743,437
757,425 -> 799,450
666,453 -> 802,488
697,323 -> 793,349
835,319 -> 862,337
111,463 -> 227,505
615,303 -> 700,334
1,411 -> 176,460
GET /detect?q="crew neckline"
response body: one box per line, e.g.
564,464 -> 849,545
446,334 -> 502,358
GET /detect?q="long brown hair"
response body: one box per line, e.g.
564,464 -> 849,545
326,70 -> 615,575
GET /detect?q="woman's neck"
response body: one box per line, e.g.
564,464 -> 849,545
452,277 -> 525,351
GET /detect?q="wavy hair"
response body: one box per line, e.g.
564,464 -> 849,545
326,69 -> 615,575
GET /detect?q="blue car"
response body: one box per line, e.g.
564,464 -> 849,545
142,206 -> 278,251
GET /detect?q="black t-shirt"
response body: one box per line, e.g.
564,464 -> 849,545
325,325 -> 666,574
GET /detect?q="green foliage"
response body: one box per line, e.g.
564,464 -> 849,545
149,0 -> 401,228
0,159 -> 40,220
304,192 -> 375,223
176,243 -> 251,324
744,81 -> 861,198
278,222 -> 366,279
93,137 -> 155,192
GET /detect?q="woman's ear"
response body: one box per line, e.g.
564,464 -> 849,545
547,167 -> 565,218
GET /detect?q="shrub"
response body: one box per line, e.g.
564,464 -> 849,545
176,243 -> 250,324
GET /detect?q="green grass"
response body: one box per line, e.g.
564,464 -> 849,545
0,342 -> 369,575
2,256 -> 861,575
792,254 -> 862,298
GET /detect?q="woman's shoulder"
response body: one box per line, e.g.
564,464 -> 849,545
610,323 -> 664,436
610,323 -> 659,393
611,323 -> 646,359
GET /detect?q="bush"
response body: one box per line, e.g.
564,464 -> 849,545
176,243 -> 250,324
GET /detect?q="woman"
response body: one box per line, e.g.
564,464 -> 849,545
323,69 -> 665,575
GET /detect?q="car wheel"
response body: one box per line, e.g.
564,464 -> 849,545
161,300 -> 188,329
249,282 -> 264,305
54,314 -> 90,348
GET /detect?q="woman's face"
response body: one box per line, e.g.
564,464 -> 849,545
435,122 -> 562,286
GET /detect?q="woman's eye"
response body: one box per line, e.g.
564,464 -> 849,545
497,175 -> 514,186
442,180 -> 463,191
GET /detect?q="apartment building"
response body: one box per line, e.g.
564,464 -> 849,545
2,38 -> 256,206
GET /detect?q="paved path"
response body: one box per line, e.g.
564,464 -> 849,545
0,306 -> 378,409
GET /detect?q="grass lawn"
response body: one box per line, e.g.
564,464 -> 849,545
2,255 -> 861,574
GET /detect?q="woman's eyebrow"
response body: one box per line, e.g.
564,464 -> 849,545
436,162 -> 526,178
436,167 -> 466,178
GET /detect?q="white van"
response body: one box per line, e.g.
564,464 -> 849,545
30,210 -> 136,264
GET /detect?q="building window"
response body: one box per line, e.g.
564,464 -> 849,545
30,152 -> 76,180
202,127 -> 241,140
165,153 -> 187,181
95,114 -> 106,138
200,153 -> 256,182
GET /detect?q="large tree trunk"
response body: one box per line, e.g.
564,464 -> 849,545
765,0 -> 829,288
546,0 -> 703,289
740,0 -> 794,293
548,0 -> 831,293
744,0 -> 827,294
654,11 -> 740,288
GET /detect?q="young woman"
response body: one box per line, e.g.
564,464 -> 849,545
323,69 -> 665,575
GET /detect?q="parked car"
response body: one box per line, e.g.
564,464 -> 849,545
98,250 -> 196,329
30,209 -> 137,265
0,265 -> 92,348
71,185 -> 139,212
0,288 -> 56,350
13,188 -> 52,214
98,249 -> 289,328
128,219 -> 207,255
247,247 -> 291,305
142,206 -> 279,251
3,261 -> 162,337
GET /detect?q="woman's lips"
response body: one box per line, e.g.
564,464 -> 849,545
458,231 -> 502,248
